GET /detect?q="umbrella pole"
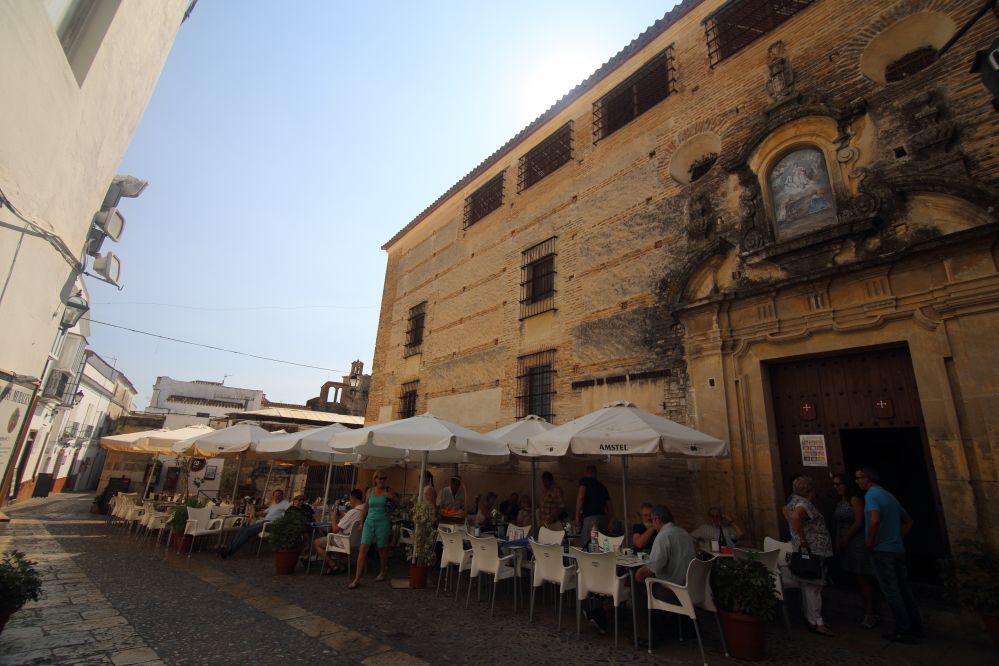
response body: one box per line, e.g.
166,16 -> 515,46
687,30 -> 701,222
262,461 -> 273,500
621,457 -> 629,537
142,455 -> 157,500
230,451 -> 243,503
320,456 -> 334,521
531,459 -> 538,538
402,460 -> 408,498
414,451 -> 428,564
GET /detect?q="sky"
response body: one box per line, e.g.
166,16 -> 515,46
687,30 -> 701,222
86,0 -> 680,409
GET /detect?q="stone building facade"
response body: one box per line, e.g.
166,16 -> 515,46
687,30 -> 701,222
366,0 -> 999,563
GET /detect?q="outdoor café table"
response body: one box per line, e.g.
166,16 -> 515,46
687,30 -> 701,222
305,521 -> 332,573
563,549 -> 644,650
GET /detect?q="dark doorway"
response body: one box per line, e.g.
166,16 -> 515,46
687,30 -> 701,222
841,427 -> 947,581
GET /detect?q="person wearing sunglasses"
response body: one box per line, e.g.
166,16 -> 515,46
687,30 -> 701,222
349,471 -> 398,589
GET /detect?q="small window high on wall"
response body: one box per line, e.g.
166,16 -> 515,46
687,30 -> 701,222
399,381 -> 419,419
404,302 -> 426,357
704,0 -> 817,67
516,350 -> 556,422
593,46 -> 676,142
768,147 -> 837,240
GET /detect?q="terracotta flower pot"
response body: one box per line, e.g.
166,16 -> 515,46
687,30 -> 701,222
274,549 -> 299,575
171,533 -> 193,552
409,563 -> 429,589
718,609 -> 767,661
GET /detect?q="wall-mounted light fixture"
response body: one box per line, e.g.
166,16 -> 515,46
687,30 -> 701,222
61,292 -> 90,329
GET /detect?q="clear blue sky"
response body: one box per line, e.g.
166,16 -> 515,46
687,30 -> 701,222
86,1 -> 679,408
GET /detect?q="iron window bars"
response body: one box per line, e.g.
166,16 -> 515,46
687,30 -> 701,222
593,46 -> 676,143
520,237 -> 557,319
516,349 -> 556,423
704,0 -> 817,67
399,380 -> 419,419
518,122 -> 573,192
463,171 -> 505,229
404,301 -> 426,357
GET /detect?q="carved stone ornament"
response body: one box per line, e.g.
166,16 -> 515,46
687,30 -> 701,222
686,190 -> 717,240
737,170 -> 772,250
765,41 -> 795,101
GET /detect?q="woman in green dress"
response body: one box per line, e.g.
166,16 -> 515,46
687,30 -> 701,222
349,471 -> 398,589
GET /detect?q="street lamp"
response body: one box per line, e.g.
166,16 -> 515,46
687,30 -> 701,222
72,390 -> 84,406
348,368 -> 361,392
61,293 -> 90,329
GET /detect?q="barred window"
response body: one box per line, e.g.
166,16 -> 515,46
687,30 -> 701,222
399,381 -> 419,419
518,122 -> 573,192
704,0 -> 817,67
520,237 -> 556,319
404,302 -> 426,357
593,47 -> 676,142
463,172 -> 505,228
516,350 -> 556,422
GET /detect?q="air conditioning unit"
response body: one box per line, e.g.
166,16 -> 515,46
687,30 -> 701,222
43,371 -> 71,400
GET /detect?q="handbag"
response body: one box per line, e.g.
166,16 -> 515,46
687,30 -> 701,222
789,544 -> 823,580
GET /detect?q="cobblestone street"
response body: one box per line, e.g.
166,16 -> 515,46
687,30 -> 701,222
0,494 -> 994,665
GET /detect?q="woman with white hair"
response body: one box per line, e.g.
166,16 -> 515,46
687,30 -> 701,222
787,475 -> 834,636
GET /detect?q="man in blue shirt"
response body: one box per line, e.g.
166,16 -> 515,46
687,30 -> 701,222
856,467 -> 923,643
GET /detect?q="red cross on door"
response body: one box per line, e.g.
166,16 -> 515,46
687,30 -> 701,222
873,398 -> 894,418
799,400 -> 817,421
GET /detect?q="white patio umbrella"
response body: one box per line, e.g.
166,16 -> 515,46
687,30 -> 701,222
99,428 -> 171,452
170,424 -> 273,501
526,400 -> 728,533
254,424 -> 358,519
488,415 -> 556,536
331,413 -> 509,563
100,425 -> 216,498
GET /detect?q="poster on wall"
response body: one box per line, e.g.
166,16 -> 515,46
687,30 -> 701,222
799,434 -> 828,467
0,373 -> 37,498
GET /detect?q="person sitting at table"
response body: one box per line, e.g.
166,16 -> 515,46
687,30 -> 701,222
634,506 -> 696,645
691,506 -> 744,552
513,495 -> 532,527
474,492 -> 498,530
498,492 -> 520,523
287,491 -> 315,522
219,488 -> 289,559
313,488 -> 366,574
631,502 -> 657,554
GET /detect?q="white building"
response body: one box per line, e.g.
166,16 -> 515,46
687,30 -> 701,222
147,377 -> 265,427
0,0 -> 190,499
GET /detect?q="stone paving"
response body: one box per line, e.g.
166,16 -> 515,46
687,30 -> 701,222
1,493 -> 995,665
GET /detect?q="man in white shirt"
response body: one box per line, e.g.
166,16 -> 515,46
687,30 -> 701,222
220,489 -> 290,559
313,488 -> 367,573
437,476 -> 466,511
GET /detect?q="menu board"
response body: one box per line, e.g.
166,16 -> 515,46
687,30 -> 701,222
799,434 -> 828,467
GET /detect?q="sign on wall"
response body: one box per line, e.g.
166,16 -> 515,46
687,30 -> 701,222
799,433 -> 828,467
0,374 -> 37,497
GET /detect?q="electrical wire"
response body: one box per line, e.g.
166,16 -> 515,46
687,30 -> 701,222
82,317 -> 348,373
0,186 -> 81,269
90,301 -> 376,312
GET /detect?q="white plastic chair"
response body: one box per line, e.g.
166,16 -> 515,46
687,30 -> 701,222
184,507 -> 224,557
255,521 -> 272,556
466,535 -> 518,616
529,539 -> 577,629
573,547 -> 632,647
437,528 -> 473,599
596,531 -> 624,553
763,537 -> 795,634
323,524 -> 361,577
645,557 -> 728,664
537,526 -> 564,546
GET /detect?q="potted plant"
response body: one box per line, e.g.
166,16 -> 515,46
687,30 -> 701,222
168,497 -> 205,551
941,540 -> 999,646
267,512 -> 307,575
407,501 -> 437,589
0,550 -> 43,635
710,555 -> 778,661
